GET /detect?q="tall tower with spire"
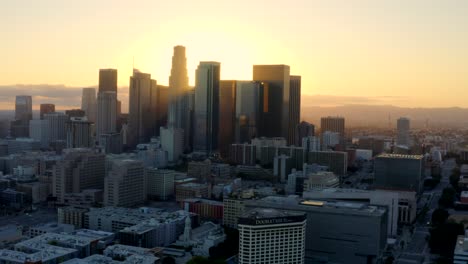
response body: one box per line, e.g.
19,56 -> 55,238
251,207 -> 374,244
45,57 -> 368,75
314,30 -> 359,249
168,46 -> 191,150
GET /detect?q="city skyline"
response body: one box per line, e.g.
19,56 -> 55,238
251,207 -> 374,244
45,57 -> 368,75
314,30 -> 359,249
1,0 -> 468,109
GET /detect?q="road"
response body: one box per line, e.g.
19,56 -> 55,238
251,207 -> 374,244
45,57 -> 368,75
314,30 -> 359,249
0,206 -> 57,229
396,159 -> 455,264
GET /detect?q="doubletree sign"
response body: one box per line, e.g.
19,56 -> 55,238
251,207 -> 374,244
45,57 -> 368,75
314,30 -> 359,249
239,215 -> 306,226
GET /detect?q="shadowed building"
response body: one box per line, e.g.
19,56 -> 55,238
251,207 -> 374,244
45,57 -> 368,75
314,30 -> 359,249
194,62 -> 220,155
253,65 -> 290,141
128,69 -> 158,148
98,69 -> 117,93
40,104 -> 55,120
289,75 -> 301,145
81,88 -> 97,123
168,46 -> 191,151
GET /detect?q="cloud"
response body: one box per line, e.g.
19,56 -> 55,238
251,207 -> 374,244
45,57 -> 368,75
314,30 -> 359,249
301,94 -> 409,107
0,85 -> 129,111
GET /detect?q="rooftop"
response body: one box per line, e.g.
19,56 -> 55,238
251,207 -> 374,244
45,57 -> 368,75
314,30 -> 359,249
376,154 -> 424,160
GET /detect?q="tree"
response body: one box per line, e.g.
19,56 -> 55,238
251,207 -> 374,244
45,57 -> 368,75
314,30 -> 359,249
431,209 -> 449,226
450,167 -> 461,190
162,257 -> 176,264
429,220 -> 465,258
186,256 -> 226,264
439,187 -> 456,208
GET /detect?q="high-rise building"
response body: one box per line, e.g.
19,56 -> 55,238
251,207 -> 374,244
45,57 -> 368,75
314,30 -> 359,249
374,154 -> 424,193
44,112 -> 69,142
81,88 -> 97,123
288,75 -> 301,145
52,149 -> 106,203
99,133 -> 122,154
146,168 -> 175,200
96,91 -> 117,144
128,70 -> 158,147
40,104 -> 55,120
65,109 -> 85,118
160,127 -> 184,163
238,208 -> 306,264
321,131 -> 340,150
253,65 -> 290,140
104,159 -> 146,207
396,117 -> 410,146
307,151 -> 348,179
229,143 -> 257,166
156,85 -> 169,134
235,81 -> 262,144
168,46 -> 191,151
320,116 -> 345,140
194,62 -> 220,155
296,121 -> 315,146
29,120 -> 50,148
15,95 -> 33,122
218,80 -> 237,157
302,136 -> 320,152
66,117 -> 93,148
12,95 -> 33,138
98,69 -> 118,93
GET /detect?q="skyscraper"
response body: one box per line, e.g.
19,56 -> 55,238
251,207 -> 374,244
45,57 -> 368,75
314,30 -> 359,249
296,121 -> 315,146
235,81 -> 262,144
320,116 -> 345,140
81,88 -> 97,123
40,104 -> 55,120
253,65 -> 290,139
396,117 -> 410,146
194,62 -> 220,155
289,75 -> 301,145
168,46 -> 191,151
128,69 -> 158,147
96,91 -> 117,143
218,80 -> 237,157
15,95 -> 33,122
44,112 -> 69,142
156,85 -> 169,134
98,69 -> 118,93
66,117 -> 93,148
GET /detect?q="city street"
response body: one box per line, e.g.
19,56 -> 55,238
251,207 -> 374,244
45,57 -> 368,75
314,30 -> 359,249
396,159 -> 456,263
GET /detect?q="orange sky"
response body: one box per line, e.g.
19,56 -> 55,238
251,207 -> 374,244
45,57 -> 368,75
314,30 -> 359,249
1,0 -> 468,109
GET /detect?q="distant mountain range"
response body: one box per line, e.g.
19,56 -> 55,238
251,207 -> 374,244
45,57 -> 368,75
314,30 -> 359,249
302,104 -> 468,128
0,85 -> 466,128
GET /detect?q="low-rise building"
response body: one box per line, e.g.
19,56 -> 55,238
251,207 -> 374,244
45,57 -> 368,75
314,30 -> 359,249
175,183 -> 210,202
28,222 -> 75,238
182,198 -> 223,221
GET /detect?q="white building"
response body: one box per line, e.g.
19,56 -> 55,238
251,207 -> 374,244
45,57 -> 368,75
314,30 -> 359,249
29,119 -> 50,148
160,127 -> 184,163
176,219 -> 226,257
321,131 -> 340,150
96,91 -> 117,145
251,137 -> 287,159
81,88 -> 97,123
104,159 -> 145,207
302,136 -> 320,152
238,208 -> 306,264
303,171 -> 340,191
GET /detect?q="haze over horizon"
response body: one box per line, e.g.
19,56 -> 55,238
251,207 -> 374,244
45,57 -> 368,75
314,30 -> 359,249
2,0 -> 468,109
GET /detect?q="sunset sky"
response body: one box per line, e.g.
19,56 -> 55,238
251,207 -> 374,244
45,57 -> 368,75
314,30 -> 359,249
1,0 -> 468,110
